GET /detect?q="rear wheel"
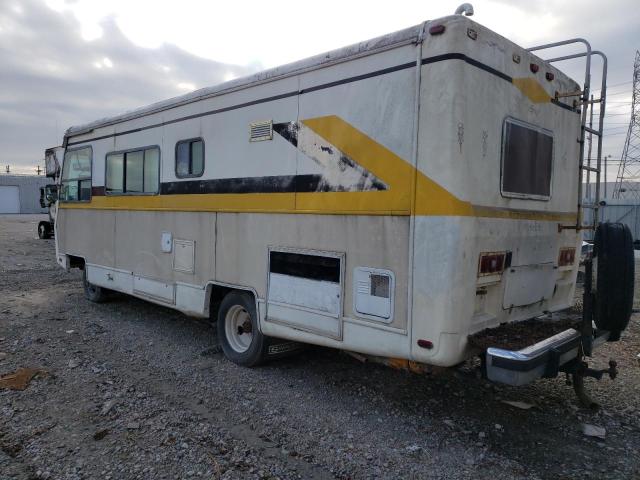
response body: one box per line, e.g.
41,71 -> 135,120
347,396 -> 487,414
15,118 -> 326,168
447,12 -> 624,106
83,268 -> 109,303
593,222 -> 634,340
217,292 -> 267,367
216,291 -> 302,366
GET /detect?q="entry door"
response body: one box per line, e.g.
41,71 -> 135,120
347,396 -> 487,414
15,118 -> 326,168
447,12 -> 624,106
0,186 -> 20,213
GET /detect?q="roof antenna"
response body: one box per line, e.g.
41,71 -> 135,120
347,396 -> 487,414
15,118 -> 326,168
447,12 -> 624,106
454,3 -> 474,16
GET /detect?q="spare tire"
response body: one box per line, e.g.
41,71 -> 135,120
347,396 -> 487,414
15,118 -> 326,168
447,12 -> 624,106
593,222 -> 634,340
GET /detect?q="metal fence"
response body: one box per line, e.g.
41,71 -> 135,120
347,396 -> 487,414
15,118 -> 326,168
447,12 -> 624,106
583,200 -> 640,241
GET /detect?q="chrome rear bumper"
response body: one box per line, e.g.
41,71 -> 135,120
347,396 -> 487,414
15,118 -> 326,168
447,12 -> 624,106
486,328 -> 610,386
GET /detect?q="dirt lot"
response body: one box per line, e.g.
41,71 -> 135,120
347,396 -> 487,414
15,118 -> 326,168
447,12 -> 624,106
1,214 -> 639,480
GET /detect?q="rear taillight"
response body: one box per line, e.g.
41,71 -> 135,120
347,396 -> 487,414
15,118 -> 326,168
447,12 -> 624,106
478,252 -> 506,276
558,248 -> 576,267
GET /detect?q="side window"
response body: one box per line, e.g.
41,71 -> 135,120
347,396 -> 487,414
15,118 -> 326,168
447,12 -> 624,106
106,147 -> 159,195
175,138 -> 204,178
60,146 -> 92,202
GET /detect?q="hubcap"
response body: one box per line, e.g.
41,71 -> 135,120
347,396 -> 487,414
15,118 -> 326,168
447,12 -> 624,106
225,305 -> 253,353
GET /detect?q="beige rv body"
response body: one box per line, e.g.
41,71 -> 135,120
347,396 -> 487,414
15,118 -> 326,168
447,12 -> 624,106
55,15 -> 582,367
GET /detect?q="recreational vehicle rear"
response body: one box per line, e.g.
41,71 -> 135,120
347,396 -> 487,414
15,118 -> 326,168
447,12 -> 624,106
53,9 -> 634,395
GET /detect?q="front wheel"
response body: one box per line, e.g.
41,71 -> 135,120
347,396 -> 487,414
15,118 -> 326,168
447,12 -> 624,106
37,222 -> 51,239
83,268 -> 109,303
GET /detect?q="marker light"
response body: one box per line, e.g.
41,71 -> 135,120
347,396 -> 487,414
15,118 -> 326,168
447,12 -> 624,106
545,72 -> 555,81
530,63 -> 539,73
478,252 -> 506,276
429,25 -> 446,35
558,248 -> 576,267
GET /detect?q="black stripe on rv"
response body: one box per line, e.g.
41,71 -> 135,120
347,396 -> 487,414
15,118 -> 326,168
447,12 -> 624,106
272,122 -> 299,147
159,173 -> 384,195
271,121 -> 387,192
67,54 -> 577,147
160,174 -> 329,195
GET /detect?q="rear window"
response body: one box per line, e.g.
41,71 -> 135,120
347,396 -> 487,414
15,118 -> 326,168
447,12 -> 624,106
501,118 -> 553,200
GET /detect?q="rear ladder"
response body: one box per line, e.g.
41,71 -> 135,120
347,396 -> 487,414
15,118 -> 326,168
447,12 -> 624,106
527,39 -> 608,234
527,40 -> 609,357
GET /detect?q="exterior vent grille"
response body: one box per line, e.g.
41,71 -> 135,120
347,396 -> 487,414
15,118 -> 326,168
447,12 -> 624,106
249,120 -> 273,142
354,267 -> 394,321
370,274 -> 390,298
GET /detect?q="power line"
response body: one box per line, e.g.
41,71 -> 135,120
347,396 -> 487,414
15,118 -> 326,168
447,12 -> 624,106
605,90 -> 633,97
593,80 -> 633,90
614,50 -> 640,199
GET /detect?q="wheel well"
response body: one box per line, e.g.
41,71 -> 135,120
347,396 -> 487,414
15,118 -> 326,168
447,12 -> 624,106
67,255 -> 85,270
207,284 -> 256,320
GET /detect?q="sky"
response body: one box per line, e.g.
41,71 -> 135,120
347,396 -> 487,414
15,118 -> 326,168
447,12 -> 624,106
0,0 -> 638,181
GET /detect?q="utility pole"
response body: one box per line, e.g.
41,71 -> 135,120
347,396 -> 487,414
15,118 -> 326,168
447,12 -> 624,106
613,50 -> 640,199
604,154 -> 611,198
36,165 -> 42,175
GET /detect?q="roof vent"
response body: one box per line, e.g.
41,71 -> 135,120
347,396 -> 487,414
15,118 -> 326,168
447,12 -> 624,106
249,120 -> 273,142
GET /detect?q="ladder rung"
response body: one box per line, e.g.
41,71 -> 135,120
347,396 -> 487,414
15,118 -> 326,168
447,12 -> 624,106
586,98 -> 603,104
581,165 -> 600,172
556,90 -> 583,99
583,126 -> 601,136
581,204 -> 599,209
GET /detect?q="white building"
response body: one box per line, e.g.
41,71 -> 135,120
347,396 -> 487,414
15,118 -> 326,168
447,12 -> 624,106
0,174 -> 51,214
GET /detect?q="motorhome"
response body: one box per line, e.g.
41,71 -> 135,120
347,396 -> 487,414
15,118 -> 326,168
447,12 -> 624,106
53,7 -> 634,395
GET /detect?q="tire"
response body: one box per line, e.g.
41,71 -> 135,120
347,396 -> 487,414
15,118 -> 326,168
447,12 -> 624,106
217,292 -> 267,367
38,222 -> 51,239
593,222 -> 634,340
217,291 -> 302,367
82,268 -> 109,303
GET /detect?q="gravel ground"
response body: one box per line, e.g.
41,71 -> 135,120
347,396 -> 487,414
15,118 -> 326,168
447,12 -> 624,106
0,214 -> 639,480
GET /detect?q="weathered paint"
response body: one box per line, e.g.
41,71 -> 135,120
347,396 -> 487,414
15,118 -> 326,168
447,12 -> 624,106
55,14 -> 583,368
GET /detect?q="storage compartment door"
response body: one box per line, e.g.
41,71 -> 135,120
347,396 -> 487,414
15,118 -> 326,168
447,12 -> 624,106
266,250 -> 343,339
503,263 -> 556,309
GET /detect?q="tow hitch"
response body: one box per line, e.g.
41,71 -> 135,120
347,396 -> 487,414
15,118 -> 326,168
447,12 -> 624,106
561,359 -> 618,409
477,254 -> 623,406
566,250 -> 619,409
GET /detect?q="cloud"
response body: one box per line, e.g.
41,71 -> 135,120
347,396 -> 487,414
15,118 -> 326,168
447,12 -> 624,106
443,0 -> 637,169
0,0 -> 637,176
0,0 -> 253,173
